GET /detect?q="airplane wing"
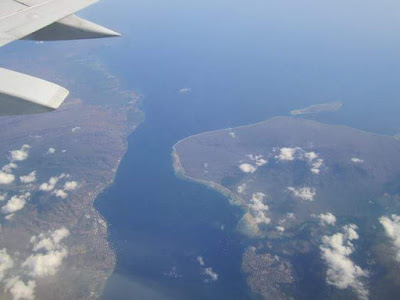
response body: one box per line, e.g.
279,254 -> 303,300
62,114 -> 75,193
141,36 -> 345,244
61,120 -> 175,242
0,0 -> 120,116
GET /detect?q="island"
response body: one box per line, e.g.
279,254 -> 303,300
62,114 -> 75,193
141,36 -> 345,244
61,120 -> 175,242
0,43 -> 143,300
173,116 -> 400,299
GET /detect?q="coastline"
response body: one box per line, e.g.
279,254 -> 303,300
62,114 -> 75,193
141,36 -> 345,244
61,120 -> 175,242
0,46 -> 145,299
172,141 -> 264,237
91,106 -> 145,297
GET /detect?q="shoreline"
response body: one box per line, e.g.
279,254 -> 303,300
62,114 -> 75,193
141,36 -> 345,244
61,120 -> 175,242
93,105 -> 145,297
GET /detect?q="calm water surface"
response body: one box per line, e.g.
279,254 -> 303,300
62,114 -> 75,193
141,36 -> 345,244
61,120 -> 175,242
92,0 -> 400,299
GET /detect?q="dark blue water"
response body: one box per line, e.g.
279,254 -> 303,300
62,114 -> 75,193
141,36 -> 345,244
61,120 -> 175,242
88,0 -> 400,299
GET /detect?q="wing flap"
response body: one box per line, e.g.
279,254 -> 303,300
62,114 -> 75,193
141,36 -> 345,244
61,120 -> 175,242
0,68 -> 69,116
23,15 -> 120,41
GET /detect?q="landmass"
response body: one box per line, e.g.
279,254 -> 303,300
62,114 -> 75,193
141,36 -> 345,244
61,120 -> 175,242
173,116 -> 400,299
0,43 -> 143,299
290,101 -> 342,115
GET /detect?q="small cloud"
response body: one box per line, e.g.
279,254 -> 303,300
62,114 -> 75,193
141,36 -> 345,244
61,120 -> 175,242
39,174 -> 67,192
61,150 -> 67,153
319,212 -> 336,226
229,131 -> 236,138
0,193 -> 7,201
5,214 -> 14,221
204,267 -> 218,282
380,214 -> 400,261
4,277 -> 36,300
320,224 -> 368,300
237,183 -> 246,194
197,256 -> 205,266
178,88 -> 191,94
351,158 -> 364,163
305,151 -> 318,160
2,163 -> 17,173
276,147 -> 296,161
287,187 -> 316,201
249,193 -> 268,212
0,172 -> 15,185
64,181 -> 78,191
52,189 -> 67,199
0,248 -> 14,281
276,147 -> 324,174
10,145 -> 30,162
249,192 -> 270,225
311,158 -> 324,174
46,148 -> 56,155
276,226 -> 285,233
71,126 -> 81,133
239,163 -> 257,173
23,227 -> 69,278
1,193 -> 30,215
197,256 -> 219,282
247,154 -> 268,167
20,171 -> 37,184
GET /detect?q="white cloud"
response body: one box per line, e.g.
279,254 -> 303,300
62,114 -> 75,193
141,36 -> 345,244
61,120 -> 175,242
20,171 -> 36,184
311,158 -> 324,174
2,163 -> 17,173
64,181 -> 78,191
197,256 -> 205,266
23,249 -> 68,278
249,193 -> 268,212
23,227 -> 69,278
197,256 -> 218,282
320,224 -> 368,300
229,131 -> 236,138
351,158 -> 364,163
287,187 -> 316,201
249,192 -> 270,225
52,189 -> 67,199
39,174 -> 67,192
0,249 -> 13,281
31,227 -> 70,252
1,193 -> 30,215
0,172 -> 15,185
4,277 -> 36,300
237,183 -> 247,194
204,267 -> 218,282
276,147 -> 324,174
0,193 -> 7,201
253,211 -> 271,225
5,214 -> 14,221
247,154 -> 268,167
276,226 -> 285,232
239,163 -> 257,173
10,145 -> 30,162
276,147 -> 296,161
379,214 -> 400,261
319,212 -> 336,226
71,126 -> 80,133
255,158 -> 268,167
46,148 -> 55,155
178,88 -> 191,94
305,151 -> 318,160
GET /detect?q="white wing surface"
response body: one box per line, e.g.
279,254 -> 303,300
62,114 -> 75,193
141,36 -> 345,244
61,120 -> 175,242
0,0 -> 120,115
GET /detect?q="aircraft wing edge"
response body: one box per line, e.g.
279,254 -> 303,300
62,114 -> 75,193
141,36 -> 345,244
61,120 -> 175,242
0,68 -> 69,116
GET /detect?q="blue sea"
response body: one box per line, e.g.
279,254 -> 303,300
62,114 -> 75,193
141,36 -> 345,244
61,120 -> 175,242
86,0 -> 400,299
